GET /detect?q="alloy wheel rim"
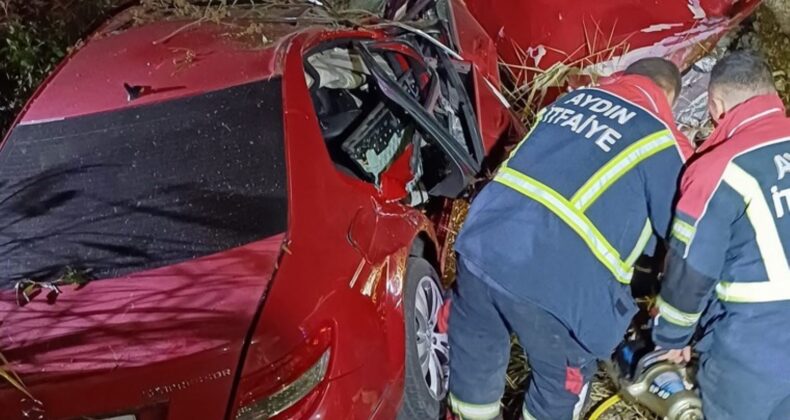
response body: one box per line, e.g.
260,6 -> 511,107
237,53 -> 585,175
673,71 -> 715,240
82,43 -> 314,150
414,275 -> 449,400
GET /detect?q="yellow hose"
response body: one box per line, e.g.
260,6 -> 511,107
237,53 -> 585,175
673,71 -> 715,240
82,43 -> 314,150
588,394 -> 622,420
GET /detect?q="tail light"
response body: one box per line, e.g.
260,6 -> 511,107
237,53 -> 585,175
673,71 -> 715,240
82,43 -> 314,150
235,349 -> 330,420
231,326 -> 333,419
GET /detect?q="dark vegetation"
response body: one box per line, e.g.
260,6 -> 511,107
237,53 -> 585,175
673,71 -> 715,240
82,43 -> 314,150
0,0 -> 121,135
748,6 -> 790,109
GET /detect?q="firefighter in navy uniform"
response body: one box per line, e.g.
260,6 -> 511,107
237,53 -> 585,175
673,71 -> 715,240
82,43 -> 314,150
654,52 -> 790,420
448,57 -> 693,420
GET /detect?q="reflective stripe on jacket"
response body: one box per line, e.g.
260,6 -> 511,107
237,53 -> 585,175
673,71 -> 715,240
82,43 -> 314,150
455,75 -> 689,356
654,94 -> 790,377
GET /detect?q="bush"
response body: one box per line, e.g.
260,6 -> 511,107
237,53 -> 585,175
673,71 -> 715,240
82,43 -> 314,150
0,0 -> 119,136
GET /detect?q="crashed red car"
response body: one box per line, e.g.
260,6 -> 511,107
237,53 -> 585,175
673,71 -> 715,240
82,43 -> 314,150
0,0 -> 760,419
0,1 -> 518,419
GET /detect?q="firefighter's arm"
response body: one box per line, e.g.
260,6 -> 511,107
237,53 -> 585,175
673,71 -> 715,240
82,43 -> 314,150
641,141 -> 685,244
652,182 -> 742,349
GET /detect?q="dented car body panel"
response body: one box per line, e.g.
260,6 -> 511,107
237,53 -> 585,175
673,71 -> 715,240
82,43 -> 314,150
0,0 -> 764,419
0,1 -> 517,419
466,0 -> 760,76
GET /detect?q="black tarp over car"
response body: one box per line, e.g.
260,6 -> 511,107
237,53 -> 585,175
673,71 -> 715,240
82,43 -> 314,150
0,79 -> 288,288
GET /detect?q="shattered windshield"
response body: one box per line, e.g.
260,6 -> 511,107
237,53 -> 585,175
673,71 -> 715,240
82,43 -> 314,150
0,78 -> 287,288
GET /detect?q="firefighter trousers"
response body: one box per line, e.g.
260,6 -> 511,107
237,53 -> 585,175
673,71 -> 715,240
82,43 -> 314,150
697,352 -> 790,420
448,258 -> 597,420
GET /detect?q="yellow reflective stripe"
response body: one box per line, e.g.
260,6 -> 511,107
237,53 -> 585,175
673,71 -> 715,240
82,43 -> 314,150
715,162 -> 790,302
716,281 -> 790,303
495,167 -> 633,284
571,130 -> 675,211
625,218 -> 652,266
657,296 -> 701,327
723,163 -> 790,282
671,218 -> 695,245
502,109 -> 545,168
449,393 -> 501,419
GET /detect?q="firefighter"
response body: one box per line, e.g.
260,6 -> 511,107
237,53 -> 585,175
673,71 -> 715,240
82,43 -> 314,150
654,51 -> 790,419
448,57 -> 692,420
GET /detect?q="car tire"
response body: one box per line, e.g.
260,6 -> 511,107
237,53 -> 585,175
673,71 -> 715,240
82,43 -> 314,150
398,257 -> 449,420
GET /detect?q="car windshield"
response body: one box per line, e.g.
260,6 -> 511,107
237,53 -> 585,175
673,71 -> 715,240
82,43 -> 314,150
0,78 -> 287,288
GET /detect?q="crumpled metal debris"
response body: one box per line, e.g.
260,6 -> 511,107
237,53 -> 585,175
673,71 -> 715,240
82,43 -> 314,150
672,34 -> 734,144
673,57 -> 715,143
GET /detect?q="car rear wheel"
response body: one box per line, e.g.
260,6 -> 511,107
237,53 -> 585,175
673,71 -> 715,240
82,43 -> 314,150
398,257 -> 449,420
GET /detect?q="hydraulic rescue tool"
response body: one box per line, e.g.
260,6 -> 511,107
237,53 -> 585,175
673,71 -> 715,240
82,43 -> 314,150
595,341 -> 703,420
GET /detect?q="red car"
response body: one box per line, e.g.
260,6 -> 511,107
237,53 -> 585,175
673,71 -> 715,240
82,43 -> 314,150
0,1 -> 760,419
0,1 -> 519,419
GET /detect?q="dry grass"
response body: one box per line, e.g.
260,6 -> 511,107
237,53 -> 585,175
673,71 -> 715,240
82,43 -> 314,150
118,0 -> 385,52
131,0 -> 380,30
0,351 -> 37,404
500,18 -> 631,122
440,199 -> 469,288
